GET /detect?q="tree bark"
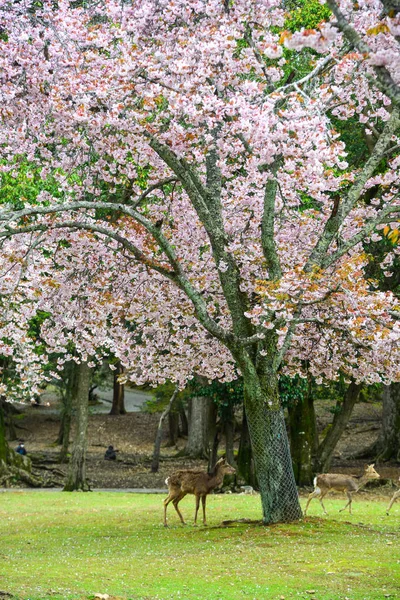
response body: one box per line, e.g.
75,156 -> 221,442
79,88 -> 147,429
288,394 -> 318,486
151,386 -> 178,472
179,402 -> 188,436
167,410 -> 179,446
237,408 -> 257,488
315,381 -> 362,472
57,361 -> 77,462
110,361 -> 126,415
243,369 -> 303,524
374,383 -> 400,461
224,402 -> 235,466
63,362 -> 92,492
0,399 -> 8,464
185,395 -> 214,458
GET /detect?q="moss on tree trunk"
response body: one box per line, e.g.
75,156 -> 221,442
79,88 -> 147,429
243,370 -> 303,524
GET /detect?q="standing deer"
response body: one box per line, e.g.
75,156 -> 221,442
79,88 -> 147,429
163,457 -> 236,527
387,477 -> 400,515
304,464 -> 380,516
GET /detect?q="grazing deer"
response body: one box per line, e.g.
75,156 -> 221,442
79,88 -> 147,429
387,477 -> 400,515
163,457 -> 236,527
304,464 -> 380,516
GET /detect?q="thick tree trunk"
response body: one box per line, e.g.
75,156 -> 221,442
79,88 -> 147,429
375,383 -> 400,461
288,394 -> 318,486
63,362 -> 92,492
110,361 -> 126,415
315,381 -> 361,472
57,361 -> 77,462
237,409 -> 257,487
243,370 -> 303,524
185,395 -> 214,458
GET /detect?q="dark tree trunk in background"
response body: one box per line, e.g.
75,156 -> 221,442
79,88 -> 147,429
224,403 -> 235,466
315,381 -> 362,472
63,362 -> 92,491
288,394 -> 318,486
0,400 -> 7,464
374,383 -> 400,461
237,409 -> 257,488
209,425 -> 222,472
186,395 -> 215,458
57,361 -> 78,462
110,361 -> 126,415
179,402 -> 188,437
168,410 -> 179,446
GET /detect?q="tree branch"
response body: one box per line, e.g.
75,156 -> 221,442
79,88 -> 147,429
261,158 -> 283,280
326,0 -> 400,105
305,105 -> 400,272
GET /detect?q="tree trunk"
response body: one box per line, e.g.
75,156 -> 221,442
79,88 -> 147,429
315,381 -> 361,472
185,395 -> 214,458
224,403 -> 235,466
110,361 -> 126,415
57,361 -> 77,462
0,399 -> 8,464
151,387 -> 178,473
168,410 -> 179,446
243,370 -> 303,524
63,362 -> 92,492
237,409 -> 257,488
179,402 -> 188,437
288,394 -> 318,486
375,383 -> 400,461
209,426 -> 221,472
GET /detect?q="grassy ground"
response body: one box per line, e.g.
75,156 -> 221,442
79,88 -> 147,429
0,491 -> 399,600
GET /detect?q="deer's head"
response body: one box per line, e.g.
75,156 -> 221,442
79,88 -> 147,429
365,464 -> 380,481
216,457 -> 236,476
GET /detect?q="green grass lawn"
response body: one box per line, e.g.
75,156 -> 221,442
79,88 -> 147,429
0,491 -> 398,600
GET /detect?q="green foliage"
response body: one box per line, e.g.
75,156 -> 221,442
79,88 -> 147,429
284,0 -> 331,32
279,374 -> 308,407
189,378 -> 243,420
0,158 -> 61,209
0,492 -> 398,600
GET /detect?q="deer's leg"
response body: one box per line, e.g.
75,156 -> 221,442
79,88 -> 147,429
194,494 -> 201,525
319,491 -> 329,515
387,489 -> 400,515
172,492 -> 187,525
163,492 -> 173,527
304,487 -> 321,516
339,492 -> 352,513
201,495 -> 207,526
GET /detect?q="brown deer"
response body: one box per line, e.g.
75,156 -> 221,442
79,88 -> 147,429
304,464 -> 380,516
163,457 -> 236,527
387,477 -> 400,515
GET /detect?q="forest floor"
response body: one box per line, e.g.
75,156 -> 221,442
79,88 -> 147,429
4,392 -> 400,493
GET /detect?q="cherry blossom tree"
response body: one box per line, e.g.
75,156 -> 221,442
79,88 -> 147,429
0,0 -> 399,522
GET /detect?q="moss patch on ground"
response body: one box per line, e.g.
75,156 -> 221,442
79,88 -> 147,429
0,491 -> 399,600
